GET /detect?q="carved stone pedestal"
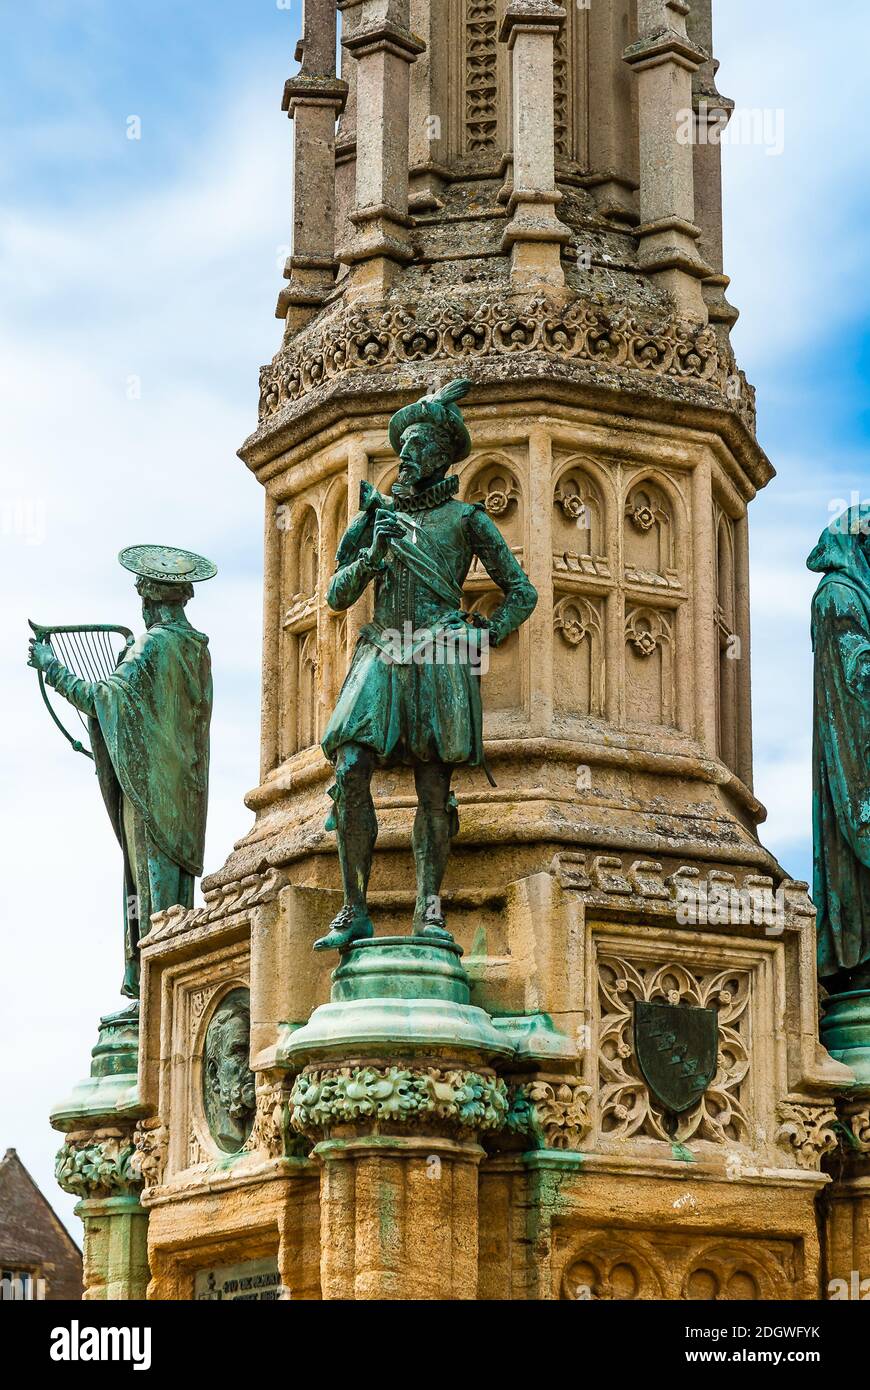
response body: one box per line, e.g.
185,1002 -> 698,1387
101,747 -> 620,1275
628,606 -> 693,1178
74,1195 -> 149,1302
821,990 -> 870,1085
284,937 -> 513,1300
51,1007 -> 148,1300
823,1095 -> 870,1297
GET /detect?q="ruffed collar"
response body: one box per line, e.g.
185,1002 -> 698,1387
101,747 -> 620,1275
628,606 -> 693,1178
391,474 -> 460,513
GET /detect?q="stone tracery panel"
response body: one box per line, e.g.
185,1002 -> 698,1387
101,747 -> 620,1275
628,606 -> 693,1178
463,0 -> 498,154
466,456 -> 524,552
467,590 -> 521,712
597,952 -> 752,1146
561,1231 -> 793,1301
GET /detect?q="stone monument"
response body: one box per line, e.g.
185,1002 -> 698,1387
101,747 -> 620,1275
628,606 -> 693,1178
48,0 -> 869,1300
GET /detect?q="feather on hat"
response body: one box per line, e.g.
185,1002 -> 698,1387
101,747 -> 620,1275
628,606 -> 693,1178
387,379 -> 473,464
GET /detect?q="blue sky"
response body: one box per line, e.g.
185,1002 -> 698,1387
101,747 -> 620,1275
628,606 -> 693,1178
2,0 -> 869,1233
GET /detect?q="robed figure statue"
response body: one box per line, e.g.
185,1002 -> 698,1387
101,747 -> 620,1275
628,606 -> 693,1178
809,506 -> 870,993
316,379 -> 537,952
28,545 -> 215,998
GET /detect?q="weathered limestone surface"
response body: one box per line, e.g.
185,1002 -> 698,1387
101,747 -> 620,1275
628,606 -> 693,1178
94,0 -> 859,1300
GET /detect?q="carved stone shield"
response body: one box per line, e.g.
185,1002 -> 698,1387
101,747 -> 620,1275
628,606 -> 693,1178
633,1000 -> 719,1116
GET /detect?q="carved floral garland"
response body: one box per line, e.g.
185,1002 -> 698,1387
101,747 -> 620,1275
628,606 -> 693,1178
775,1101 -> 839,1171
257,296 -> 756,436
290,1064 -> 509,1137
55,1133 -> 141,1200
505,1079 -> 593,1150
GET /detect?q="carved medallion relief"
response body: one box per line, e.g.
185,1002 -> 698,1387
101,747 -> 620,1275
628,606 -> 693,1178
202,986 -> 256,1155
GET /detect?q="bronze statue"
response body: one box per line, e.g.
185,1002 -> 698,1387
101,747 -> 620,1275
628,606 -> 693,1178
809,507 -> 870,991
28,545 -> 215,999
316,380 -> 537,951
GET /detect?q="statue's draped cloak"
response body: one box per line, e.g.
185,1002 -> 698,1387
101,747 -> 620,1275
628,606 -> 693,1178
90,622 -> 212,877
808,507 -> 870,978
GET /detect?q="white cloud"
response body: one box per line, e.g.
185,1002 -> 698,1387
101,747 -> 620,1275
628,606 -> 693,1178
1,71 -> 289,1230
716,0 -> 870,364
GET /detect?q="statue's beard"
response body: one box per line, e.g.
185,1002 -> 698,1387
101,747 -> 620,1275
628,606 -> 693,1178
395,460 -> 446,494
396,461 -> 423,491
219,1074 -> 255,1121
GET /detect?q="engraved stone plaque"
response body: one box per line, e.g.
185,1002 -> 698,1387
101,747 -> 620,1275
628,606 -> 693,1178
194,1256 -> 283,1301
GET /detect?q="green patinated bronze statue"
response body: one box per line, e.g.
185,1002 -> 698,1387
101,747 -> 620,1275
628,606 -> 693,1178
811,511 -> 870,989
809,507 -> 870,992
316,379 -> 537,952
28,545 -> 216,999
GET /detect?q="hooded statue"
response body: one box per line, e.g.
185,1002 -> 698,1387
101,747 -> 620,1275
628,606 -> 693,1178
28,545 -> 215,999
808,505 -> 870,988
316,378 -> 537,952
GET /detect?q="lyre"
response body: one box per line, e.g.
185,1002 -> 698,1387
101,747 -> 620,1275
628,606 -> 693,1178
28,621 -> 135,759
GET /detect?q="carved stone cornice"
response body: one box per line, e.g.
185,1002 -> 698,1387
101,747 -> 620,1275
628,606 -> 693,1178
281,75 -> 348,115
141,866 -> 290,949
257,293 -> 756,437
290,1064 -> 509,1138
340,22 -> 425,63
623,30 -> 707,74
498,0 -> 566,47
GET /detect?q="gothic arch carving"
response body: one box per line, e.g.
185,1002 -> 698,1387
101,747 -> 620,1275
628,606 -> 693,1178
552,458 -> 611,577
715,508 -> 738,770
281,501 -> 320,606
374,460 -> 399,498
622,471 -> 684,590
465,455 -> 522,519
560,1231 -> 791,1301
279,500 -> 320,759
562,1234 -> 664,1301
462,452 -> 526,575
323,478 -> 349,569
624,605 -> 674,726
682,1243 -> 788,1301
553,593 -> 604,717
465,589 -> 521,713
322,480 -> 350,706
296,629 -> 319,751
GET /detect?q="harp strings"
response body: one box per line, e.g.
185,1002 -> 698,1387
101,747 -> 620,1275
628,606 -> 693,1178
46,628 -> 126,736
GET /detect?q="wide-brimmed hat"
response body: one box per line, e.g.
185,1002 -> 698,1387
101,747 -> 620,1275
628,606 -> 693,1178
387,379 -> 473,464
119,545 -> 217,583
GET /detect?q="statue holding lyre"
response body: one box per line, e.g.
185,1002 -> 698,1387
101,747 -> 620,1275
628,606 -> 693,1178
28,545 -> 216,1000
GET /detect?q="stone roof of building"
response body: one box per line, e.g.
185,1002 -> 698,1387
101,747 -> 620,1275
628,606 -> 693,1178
0,1147 -> 82,1299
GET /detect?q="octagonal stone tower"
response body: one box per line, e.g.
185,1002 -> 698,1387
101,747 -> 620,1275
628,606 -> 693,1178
127,0 -> 859,1302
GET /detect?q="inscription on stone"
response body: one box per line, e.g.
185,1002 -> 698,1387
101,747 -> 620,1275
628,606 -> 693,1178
194,1257 -> 283,1301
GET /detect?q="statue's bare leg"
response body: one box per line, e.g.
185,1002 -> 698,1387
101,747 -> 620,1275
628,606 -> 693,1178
314,742 -> 377,951
411,759 -> 455,939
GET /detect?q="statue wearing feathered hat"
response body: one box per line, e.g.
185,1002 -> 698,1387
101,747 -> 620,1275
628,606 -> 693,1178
316,379 -> 538,951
